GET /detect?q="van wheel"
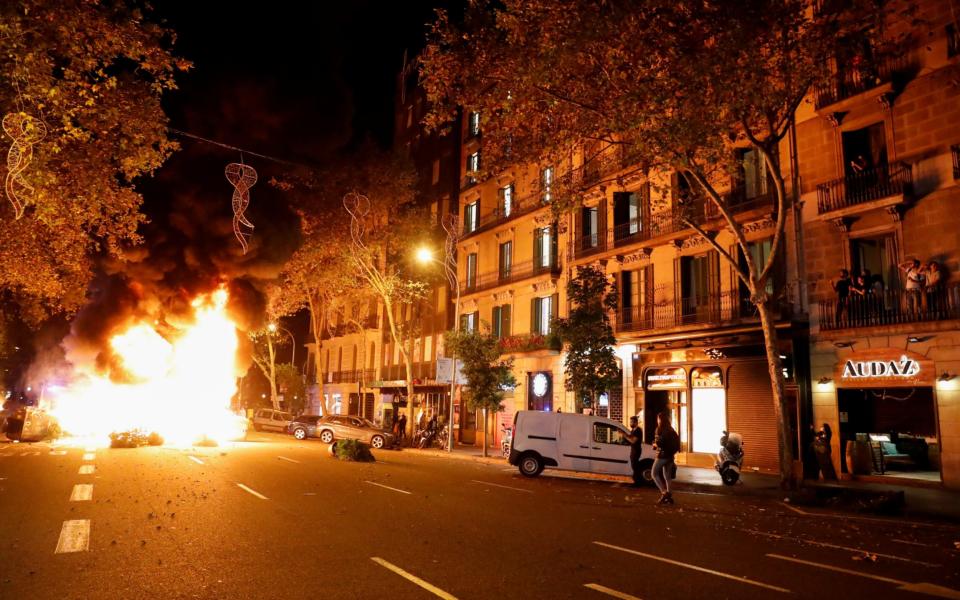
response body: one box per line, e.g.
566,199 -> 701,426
518,453 -> 544,477
639,459 -> 655,486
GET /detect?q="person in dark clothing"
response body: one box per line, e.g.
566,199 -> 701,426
832,269 -> 852,327
652,411 -> 680,505
813,423 -> 837,481
397,414 -> 407,445
626,416 -> 645,487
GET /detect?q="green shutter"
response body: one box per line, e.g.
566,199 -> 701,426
492,306 -> 501,338
530,297 -> 538,334
533,228 -> 543,267
551,292 -> 559,320
502,304 -> 511,337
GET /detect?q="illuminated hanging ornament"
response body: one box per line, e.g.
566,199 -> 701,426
3,112 -> 47,219
225,161 -> 257,253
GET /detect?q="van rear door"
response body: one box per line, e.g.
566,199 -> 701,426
588,418 -> 633,476
557,415 -> 591,471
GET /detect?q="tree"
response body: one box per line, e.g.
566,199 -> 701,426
275,362 -> 306,415
0,0 -> 189,321
552,265 -> 621,414
421,0 -> 908,488
446,327 -> 516,457
249,324 -> 291,411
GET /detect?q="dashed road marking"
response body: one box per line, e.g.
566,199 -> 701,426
766,554 -> 960,599
364,480 -> 412,495
70,484 -> 93,502
584,583 -> 642,599
595,541 -> 790,593
236,483 -> 268,500
277,456 -> 300,464
49,450 -> 67,456
371,557 -> 458,599
188,456 -> 204,465
82,453 -> 96,461
745,529 -> 939,566
468,479 -> 533,493
55,520 -> 90,553
78,465 -> 95,475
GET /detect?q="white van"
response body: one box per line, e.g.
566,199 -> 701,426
508,411 -> 656,483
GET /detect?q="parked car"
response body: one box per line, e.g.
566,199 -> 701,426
2,405 -> 57,442
508,411 -> 655,482
251,408 -> 293,432
286,415 -> 322,440
315,415 -> 394,449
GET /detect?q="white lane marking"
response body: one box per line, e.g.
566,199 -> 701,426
84,446 -> 96,452
744,529 -> 939,566
767,554 -> 960,598
55,519 -> 90,553
277,456 -> 300,464
236,483 -> 269,500
188,456 -> 204,465
78,465 -> 95,475
364,480 -> 412,495
49,450 -> 67,456
468,479 -> 533,493
584,583 -> 642,599
595,541 -> 790,593
303,492 -> 317,496
779,502 -> 954,530
70,484 -> 93,502
780,501 -> 806,514
28,451 -> 40,456
82,453 -> 95,461
370,557 -> 458,599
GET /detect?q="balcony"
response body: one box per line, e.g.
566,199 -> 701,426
578,146 -> 644,189
704,187 -> 775,221
498,333 -> 560,355
612,207 -> 688,248
330,369 -> 376,384
813,53 -> 916,110
573,232 -> 607,259
816,162 -> 911,216
615,290 -> 777,333
818,285 -> 960,331
460,193 -> 544,240
463,257 -> 561,295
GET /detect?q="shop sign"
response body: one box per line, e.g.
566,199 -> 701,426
691,366 -> 723,388
835,349 -> 934,388
644,367 -> 687,390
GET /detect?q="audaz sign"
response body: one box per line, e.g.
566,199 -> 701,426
835,349 -> 933,388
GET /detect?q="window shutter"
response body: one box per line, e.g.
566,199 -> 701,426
530,297 -> 538,334
502,304 -> 511,337
533,228 -> 543,267
644,264 -> 655,326
674,257 -> 683,321
492,306 -> 501,338
598,198 -> 607,247
551,292 -> 559,320
550,224 -> 559,267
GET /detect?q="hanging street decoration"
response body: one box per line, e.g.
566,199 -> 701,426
225,162 -> 257,253
3,112 -> 47,219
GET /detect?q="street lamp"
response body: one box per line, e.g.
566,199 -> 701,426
268,322 -> 297,366
415,215 -> 461,453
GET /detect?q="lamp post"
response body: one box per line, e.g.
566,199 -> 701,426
416,214 -> 461,453
268,322 -> 297,366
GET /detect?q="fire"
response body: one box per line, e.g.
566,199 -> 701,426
49,288 -> 248,446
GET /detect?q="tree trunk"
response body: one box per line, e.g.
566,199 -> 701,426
482,407 -> 488,458
268,336 -> 280,410
757,299 -> 795,489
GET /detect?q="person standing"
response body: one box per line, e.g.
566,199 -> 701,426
626,416 -> 645,487
652,411 -> 680,504
899,259 -> 924,315
831,269 -> 852,327
924,261 -> 943,314
398,413 -> 407,445
813,423 -> 837,481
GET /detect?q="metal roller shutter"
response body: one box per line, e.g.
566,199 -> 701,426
727,361 -> 780,472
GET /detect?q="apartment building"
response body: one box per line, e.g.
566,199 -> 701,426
305,54 -> 461,427
801,1 -> 960,489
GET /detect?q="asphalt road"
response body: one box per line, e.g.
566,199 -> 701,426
1,432 -> 958,600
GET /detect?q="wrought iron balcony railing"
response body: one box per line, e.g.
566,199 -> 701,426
704,188 -> 776,220
816,162 -> 912,214
818,285 -> 960,331
463,257 -> 561,295
813,53 -> 916,109
615,290 -> 780,333
330,369 -> 376,384
460,193 -> 545,239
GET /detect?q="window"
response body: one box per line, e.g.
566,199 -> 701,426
466,252 -> 478,289
678,252 -> 719,323
492,304 -> 511,339
949,23 -> 959,58
739,148 -> 768,200
613,189 -> 644,241
498,241 -> 512,280
620,265 -> 652,327
498,184 -> 514,217
431,160 -> 440,184
580,205 -> 599,248
541,166 -> 554,203
406,106 -> 413,128
468,111 -> 481,137
464,201 -> 478,233
531,295 -> 556,335
533,226 -> 555,270
460,311 -> 478,332
594,423 -> 630,445
466,151 -> 481,183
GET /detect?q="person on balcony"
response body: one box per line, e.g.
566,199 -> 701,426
831,269 -> 852,327
850,273 -> 869,324
900,259 -> 924,315
923,261 -> 943,314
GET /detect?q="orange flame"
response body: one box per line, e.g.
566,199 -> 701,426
49,288 -> 247,446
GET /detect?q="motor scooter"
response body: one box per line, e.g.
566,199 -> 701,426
500,426 -> 513,459
715,431 -> 744,485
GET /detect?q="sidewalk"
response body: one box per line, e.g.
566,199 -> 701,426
404,444 -> 960,522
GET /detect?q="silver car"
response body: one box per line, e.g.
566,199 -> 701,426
251,409 -> 292,432
316,415 -> 394,449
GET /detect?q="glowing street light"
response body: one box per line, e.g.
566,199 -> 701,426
415,246 -> 434,264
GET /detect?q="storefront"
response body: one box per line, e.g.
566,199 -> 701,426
829,349 -> 942,483
636,348 -> 788,472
